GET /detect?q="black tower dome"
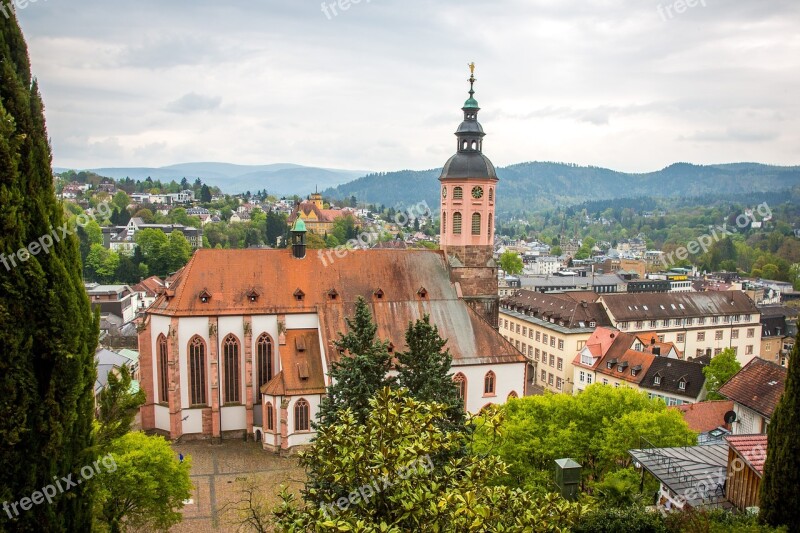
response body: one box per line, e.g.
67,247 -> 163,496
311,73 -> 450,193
439,66 -> 497,181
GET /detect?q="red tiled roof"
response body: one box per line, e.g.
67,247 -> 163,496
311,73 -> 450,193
595,347 -> 655,384
672,400 -> 734,433
726,434 -> 768,476
149,248 -> 524,368
132,275 -> 164,296
261,329 -> 326,396
719,358 -> 787,418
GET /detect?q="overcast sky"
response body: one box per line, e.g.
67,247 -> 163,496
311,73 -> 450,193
16,0 -> 800,173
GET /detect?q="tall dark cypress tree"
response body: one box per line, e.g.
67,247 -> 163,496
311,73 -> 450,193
760,322 -> 800,528
0,10 -> 98,532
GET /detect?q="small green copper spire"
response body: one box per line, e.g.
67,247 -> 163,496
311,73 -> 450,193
464,62 -> 479,109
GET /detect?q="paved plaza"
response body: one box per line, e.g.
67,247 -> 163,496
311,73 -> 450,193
169,440 -> 305,532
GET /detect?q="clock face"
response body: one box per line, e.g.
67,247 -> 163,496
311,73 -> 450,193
442,186 -> 447,199
471,186 -> 484,199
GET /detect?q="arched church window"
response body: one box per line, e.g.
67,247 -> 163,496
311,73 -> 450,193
188,336 -> 207,406
453,187 -> 463,200
453,212 -> 462,235
223,334 -> 240,403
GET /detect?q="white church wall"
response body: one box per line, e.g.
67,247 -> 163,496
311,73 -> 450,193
182,408 -> 203,434
456,362 -> 525,413
221,405 -> 247,431
154,404 -> 170,432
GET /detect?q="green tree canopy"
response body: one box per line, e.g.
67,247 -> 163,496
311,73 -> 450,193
703,348 -> 741,400
500,250 -> 524,275
94,432 -> 192,533
477,385 -> 696,489
275,388 -> 587,531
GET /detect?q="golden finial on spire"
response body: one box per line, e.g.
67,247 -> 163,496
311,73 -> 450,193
469,62 -> 475,75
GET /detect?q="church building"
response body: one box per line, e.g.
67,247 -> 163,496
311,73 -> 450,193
137,68 -> 528,451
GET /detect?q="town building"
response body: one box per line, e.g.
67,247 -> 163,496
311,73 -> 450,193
500,291 -> 610,393
718,358 -> 786,435
137,69 -> 527,452
86,283 -> 139,324
571,327 -> 705,405
104,217 -> 204,254
287,192 -> 353,235
597,291 -> 762,365
758,305 -> 797,367
132,276 -> 166,312
519,271 -> 627,294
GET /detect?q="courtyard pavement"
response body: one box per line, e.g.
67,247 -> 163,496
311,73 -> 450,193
168,440 -> 305,532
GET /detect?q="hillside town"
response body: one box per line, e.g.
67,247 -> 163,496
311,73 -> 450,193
3,3 -> 800,532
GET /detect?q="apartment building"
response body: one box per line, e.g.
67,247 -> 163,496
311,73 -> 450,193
572,327 -> 705,405
598,291 -> 761,366
499,290 -> 610,393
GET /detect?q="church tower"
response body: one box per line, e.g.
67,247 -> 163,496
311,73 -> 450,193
440,64 -> 499,327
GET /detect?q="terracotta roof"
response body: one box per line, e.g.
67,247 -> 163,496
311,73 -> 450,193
595,346 -> 655,385
261,329 -> 326,396
726,434 -> 768,476
600,291 -> 759,322
132,275 -> 164,296
149,248 -> 524,368
572,327 -> 625,370
641,357 -> 706,399
671,400 -> 734,433
719,358 -> 787,418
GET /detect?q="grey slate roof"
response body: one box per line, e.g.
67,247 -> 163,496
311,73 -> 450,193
640,357 -> 706,399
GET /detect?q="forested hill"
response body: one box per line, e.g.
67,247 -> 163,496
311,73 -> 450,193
323,162 -> 800,216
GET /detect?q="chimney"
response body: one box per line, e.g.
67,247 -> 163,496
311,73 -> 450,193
653,346 -> 661,356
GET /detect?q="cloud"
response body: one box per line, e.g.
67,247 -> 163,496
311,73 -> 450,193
14,0 -> 800,172
165,93 -> 222,114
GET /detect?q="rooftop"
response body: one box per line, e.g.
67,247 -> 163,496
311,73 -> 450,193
725,434 -> 768,476
600,291 -> 759,322
718,358 -> 787,418
671,400 -> 734,433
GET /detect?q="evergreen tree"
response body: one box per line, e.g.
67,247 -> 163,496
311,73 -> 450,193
316,297 -> 393,427
94,364 -> 146,450
0,11 -> 98,531
760,322 -> 800,528
396,314 -> 465,430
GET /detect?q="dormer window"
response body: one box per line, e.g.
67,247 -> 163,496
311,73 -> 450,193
247,289 -> 260,303
328,289 -> 339,301
199,289 -> 211,304
374,288 -> 384,299
653,374 -> 662,386
606,359 -> 617,370
417,287 -> 428,299
388,342 -> 395,353
678,378 -> 686,391
293,288 -> 305,302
